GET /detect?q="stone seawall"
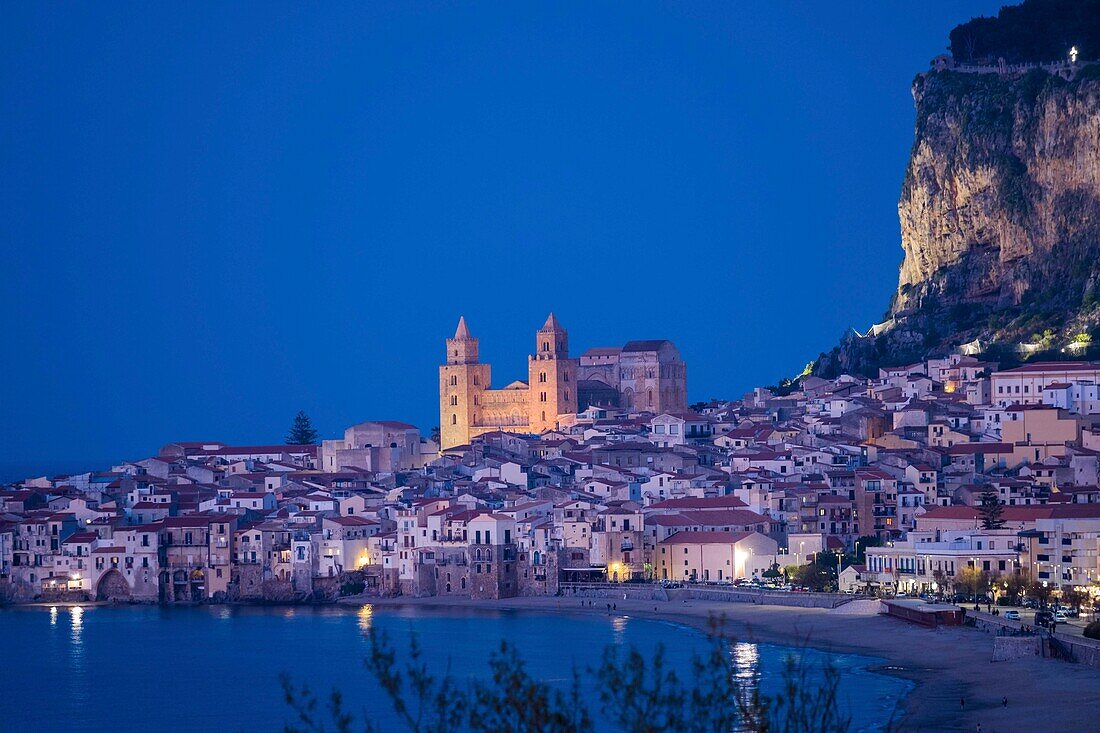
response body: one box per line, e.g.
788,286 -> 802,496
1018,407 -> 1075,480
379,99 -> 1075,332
560,583 -> 854,609
673,588 -> 853,609
992,636 -> 1041,661
563,584 -> 669,602
968,610 -> 1100,667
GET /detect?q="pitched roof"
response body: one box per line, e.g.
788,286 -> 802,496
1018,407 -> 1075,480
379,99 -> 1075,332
946,443 -> 1013,455
623,340 -> 672,353
540,312 -> 564,332
658,530 -> 754,545
647,496 -> 748,510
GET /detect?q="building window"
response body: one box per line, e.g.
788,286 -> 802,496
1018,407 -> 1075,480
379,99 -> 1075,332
451,414 -> 457,425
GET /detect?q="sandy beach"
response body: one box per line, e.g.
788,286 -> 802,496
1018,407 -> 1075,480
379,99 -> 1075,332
356,595 -> 1100,733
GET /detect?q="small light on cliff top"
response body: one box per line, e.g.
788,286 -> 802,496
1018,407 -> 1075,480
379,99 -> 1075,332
1070,46 -> 1079,64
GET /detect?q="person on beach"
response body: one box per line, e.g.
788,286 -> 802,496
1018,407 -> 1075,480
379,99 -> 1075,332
1002,696 -> 1008,707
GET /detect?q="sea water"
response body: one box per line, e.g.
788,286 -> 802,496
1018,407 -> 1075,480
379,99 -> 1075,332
0,604 -> 909,732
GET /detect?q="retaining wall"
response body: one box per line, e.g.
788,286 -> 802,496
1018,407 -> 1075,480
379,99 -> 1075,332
968,610 -> 1100,667
992,636 -> 1041,661
562,584 -> 668,601
560,583 -> 854,609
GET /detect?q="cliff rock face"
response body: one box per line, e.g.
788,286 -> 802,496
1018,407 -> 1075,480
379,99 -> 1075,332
815,65 -> 1100,377
895,67 -> 1100,315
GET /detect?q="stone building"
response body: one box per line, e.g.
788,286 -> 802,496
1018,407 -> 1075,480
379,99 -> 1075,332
439,315 -> 688,450
319,420 -> 436,473
439,314 -> 578,450
577,340 -> 687,413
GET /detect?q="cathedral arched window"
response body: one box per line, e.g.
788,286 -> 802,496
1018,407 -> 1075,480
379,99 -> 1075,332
451,414 -> 457,425
450,375 -> 457,386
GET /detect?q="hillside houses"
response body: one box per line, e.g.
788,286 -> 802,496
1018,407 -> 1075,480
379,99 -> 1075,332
3,358 -> 1100,604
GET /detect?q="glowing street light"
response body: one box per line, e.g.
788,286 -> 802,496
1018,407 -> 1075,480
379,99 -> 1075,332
1070,46 -> 1079,64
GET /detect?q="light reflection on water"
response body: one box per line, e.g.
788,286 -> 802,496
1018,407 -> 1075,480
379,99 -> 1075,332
49,606 -> 58,626
610,614 -> 628,644
70,606 -> 84,643
357,604 -> 374,633
732,641 -> 760,684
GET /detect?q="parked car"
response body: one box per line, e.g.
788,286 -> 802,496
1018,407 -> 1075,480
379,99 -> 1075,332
1003,610 -> 1021,621
1054,612 -> 1069,623
1035,610 -> 1054,627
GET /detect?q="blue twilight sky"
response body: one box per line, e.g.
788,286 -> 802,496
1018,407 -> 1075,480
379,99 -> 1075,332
1,1 -> 1005,475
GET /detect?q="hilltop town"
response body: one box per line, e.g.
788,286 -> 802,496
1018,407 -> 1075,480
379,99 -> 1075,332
3,315 -> 1100,633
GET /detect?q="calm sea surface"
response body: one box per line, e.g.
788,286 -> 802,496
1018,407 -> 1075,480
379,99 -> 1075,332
0,604 -> 908,732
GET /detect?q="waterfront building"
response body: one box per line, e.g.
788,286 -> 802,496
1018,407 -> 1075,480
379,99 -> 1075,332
864,529 -> 1021,594
656,530 -> 777,582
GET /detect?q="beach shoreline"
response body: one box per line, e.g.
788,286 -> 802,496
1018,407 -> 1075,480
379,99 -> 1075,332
349,594 -> 1100,733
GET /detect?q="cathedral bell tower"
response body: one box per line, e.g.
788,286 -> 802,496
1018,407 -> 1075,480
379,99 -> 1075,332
439,317 -> 490,450
527,312 -> 578,434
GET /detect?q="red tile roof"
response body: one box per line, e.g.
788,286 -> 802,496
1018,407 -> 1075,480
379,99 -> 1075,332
647,496 -> 747,510
658,530 -> 754,545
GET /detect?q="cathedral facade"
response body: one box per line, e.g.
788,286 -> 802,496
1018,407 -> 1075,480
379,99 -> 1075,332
439,314 -> 577,450
439,314 -> 688,450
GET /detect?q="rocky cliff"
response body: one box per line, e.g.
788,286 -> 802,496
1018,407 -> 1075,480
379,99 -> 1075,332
815,62 -> 1100,377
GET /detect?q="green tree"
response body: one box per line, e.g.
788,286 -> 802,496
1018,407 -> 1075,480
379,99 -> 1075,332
954,567 -> 990,597
1028,580 -> 1053,607
978,490 -> 1005,529
854,535 -> 881,563
791,560 -> 836,592
286,411 -> 319,445
1002,570 -> 1030,603
1062,587 -> 1086,612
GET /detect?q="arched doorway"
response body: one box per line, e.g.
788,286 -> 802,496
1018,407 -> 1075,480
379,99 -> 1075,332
96,569 -> 132,602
